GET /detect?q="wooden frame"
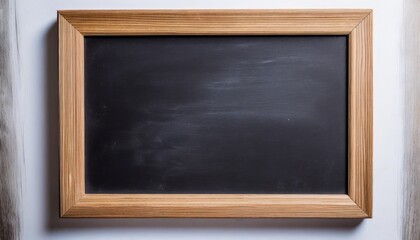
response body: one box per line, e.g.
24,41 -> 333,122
58,10 -> 372,218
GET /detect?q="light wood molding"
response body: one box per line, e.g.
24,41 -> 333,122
58,9 -> 371,35
58,14 -> 85,215
348,12 -> 373,217
58,10 -> 373,218
65,194 -> 368,218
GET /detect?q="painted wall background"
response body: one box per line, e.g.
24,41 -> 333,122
17,0 -> 404,239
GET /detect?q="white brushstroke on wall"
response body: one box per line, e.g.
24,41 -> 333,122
0,0 -> 22,239
402,0 -> 420,239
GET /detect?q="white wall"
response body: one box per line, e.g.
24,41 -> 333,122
18,1 -> 403,239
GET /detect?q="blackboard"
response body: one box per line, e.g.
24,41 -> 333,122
84,36 -> 348,194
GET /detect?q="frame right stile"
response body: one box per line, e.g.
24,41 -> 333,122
348,12 -> 373,217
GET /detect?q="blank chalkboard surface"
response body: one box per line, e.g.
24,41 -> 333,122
84,36 -> 348,194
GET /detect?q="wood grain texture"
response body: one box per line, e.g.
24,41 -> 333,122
58,10 -> 373,218
59,14 -> 85,215
348,11 -> 373,217
58,9 -> 371,35
64,194 -> 368,218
